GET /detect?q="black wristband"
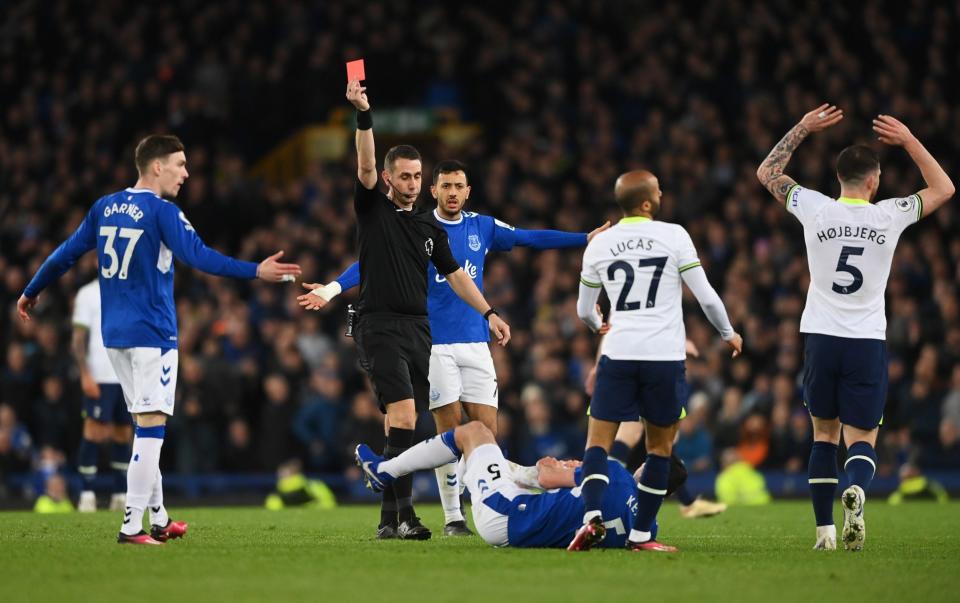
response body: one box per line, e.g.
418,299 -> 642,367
357,109 -> 372,130
483,308 -> 499,320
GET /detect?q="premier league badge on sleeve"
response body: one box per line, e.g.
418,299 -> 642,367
468,234 -> 481,251
895,197 -> 913,212
424,238 -> 434,256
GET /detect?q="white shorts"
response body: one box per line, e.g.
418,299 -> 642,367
106,347 -> 179,416
428,343 -> 498,410
463,444 -> 534,548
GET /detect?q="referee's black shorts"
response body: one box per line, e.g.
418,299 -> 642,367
355,314 -> 431,413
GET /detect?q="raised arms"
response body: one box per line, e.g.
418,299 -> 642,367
346,79 -> 376,191
757,104 -> 843,204
872,115 -> 955,218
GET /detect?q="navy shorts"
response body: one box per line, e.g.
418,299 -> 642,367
590,357 -> 688,426
802,334 -> 887,430
82,383 -> 132,425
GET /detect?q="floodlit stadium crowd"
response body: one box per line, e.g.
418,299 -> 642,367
2,0 -> 959,500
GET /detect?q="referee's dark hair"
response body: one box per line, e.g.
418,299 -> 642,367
836,145 -> 880,184
135,135 -> 185,174
433,159 -> 469,184
384,145 -> 421,173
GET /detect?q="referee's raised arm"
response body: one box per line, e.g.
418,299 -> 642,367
347,79 -> 377,198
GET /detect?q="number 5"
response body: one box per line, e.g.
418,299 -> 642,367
832,246 -> 864,295
99,227 -> 144,280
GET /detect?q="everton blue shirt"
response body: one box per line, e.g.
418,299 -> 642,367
336,209 -> 587,344
480,460 -> 639,548
23,188 -> 258,349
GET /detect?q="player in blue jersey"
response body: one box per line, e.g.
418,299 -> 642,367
17,135 -> 301,545
299,159 -> 609,535
355,421 -> 651,549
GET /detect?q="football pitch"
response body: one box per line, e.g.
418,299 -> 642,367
1,502 -> 957,602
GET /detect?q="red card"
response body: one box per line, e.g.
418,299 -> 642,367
346,59 -> 366,82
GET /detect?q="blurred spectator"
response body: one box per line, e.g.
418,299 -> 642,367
32,375 -> 72,453
258,373 -> 299,472
33,474 -> 74,514
674,393 -> 713,472
715,448 -> 772,506
294,368 -> 345,471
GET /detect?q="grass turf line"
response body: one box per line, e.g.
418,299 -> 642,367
1,502 -> 958,602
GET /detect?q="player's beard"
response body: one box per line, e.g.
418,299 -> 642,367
648,199 -> 661,217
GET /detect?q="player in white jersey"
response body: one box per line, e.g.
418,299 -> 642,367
570,170 -> 742,552
73,279 -> 131,512
757,105 -> 954,551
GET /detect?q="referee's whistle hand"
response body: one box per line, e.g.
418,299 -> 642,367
489,315 -> 511,346
256,250 -> 302,283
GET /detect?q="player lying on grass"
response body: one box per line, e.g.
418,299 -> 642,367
356,421 -> 673,550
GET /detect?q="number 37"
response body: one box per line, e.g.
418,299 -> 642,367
99,226 -> 143,280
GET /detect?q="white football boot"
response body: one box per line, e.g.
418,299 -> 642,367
841,485 -> 866,551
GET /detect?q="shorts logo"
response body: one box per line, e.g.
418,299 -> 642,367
468,234 -> 481,251
895,197 -> 913,212
429,387 -> 441,402
424,238 -> 434,256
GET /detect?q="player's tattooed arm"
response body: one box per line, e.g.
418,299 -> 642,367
756,124 -> 806,204
757,104 -> 843,204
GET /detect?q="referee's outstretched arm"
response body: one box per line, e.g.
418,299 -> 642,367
347,79 -> 377,191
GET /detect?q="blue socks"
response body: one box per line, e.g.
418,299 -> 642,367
77,438 -> 98,488
608,441 -> 631,467
632,453 -> 670,538
808,441 -> 839,526
581,446 -> 609,523
844,442 -> 877,492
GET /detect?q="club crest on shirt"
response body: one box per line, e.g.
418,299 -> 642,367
425,238 -> 434,256
895,197 -> 913,212
468,234 -> 481,251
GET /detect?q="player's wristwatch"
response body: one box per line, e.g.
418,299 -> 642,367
483,308 -> 499,320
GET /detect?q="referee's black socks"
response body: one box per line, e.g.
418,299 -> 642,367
382,427 -> 415,527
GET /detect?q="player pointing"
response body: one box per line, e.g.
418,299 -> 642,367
570,170 -> 742,552
18,135 -> 301,544
757,105 -> 954,550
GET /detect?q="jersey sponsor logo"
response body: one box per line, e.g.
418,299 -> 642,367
610,237 -> 654,257
425,238 -> 434,256
895,197 -> 914,212
468,234 -> 481,251
103,202 -> 144,222
816,225 -> 886,245
435,258 -> 479,282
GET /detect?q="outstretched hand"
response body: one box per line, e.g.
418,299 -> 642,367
297,282 -> 341,311
873,114 -> 915,147
799,104 -> 843,133
587,221 -> 611,243
346,79 -> 370,111
16,294 -> 36,322
256,251 -> 302,282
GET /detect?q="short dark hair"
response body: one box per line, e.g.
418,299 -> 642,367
135,135 -> 185,174
384,145 -> 421,173
836,145 -> 880,183
433,159 -> 469,184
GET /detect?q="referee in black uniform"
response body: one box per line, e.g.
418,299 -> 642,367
346,78 -> 511,540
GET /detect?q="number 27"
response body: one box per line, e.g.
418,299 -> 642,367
607,257 -> 668,311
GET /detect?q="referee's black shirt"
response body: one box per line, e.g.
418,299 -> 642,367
355,179 -> 460,316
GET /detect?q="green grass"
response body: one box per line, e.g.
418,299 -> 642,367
1,502 -> 958,602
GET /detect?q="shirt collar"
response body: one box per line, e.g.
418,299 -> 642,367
620,216 -> 651,224
837,197 -> 869,206
433,208 -> 463,224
